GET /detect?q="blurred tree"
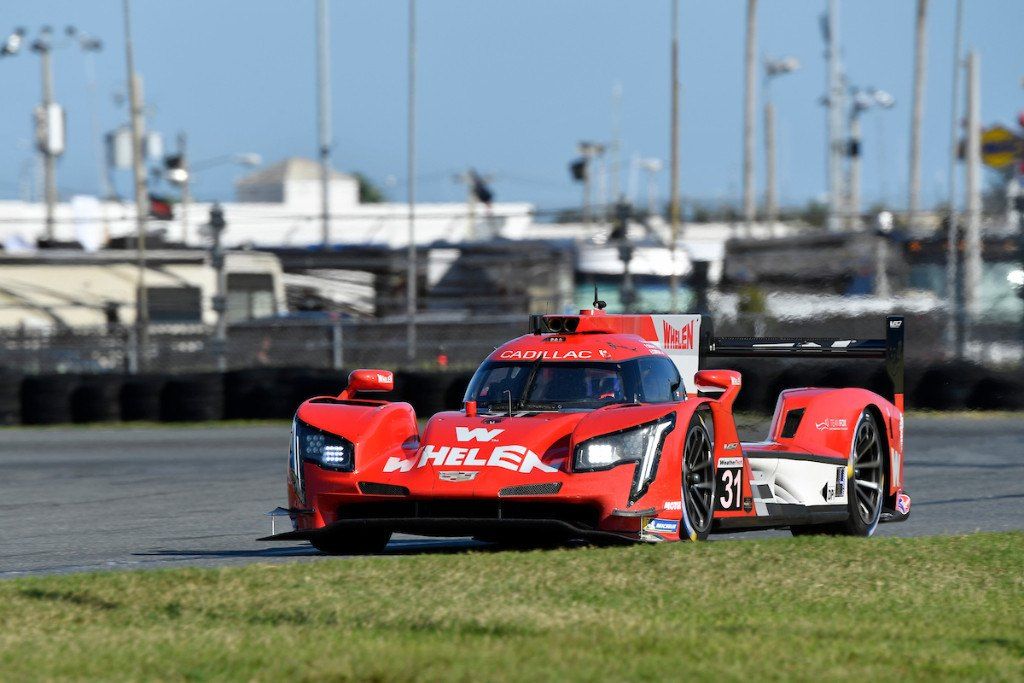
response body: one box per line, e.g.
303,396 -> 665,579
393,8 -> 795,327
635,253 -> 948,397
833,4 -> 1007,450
355,173 -> 386,203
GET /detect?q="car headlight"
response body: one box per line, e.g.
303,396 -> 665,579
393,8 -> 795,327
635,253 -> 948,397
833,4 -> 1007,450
295,417 -> 354,472
573,414 -> 675,505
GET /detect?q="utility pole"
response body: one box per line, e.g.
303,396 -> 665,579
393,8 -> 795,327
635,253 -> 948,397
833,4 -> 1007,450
742,0 -> 757,237
208,204 -> 228,372
848,113 -> 862,229
123,0 -> 149,371
825,0 -> 844,233
668,0 -> 681,312
944,0 -> 964,355
31,31 -> 58,242
405,0 -> 417,363
316,0 -> 332,248
963,50 -> 981,329
907,0 -> 928,234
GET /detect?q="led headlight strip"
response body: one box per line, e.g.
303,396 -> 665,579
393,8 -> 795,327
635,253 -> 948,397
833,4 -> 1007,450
573,413 -> 676,506
294,417 -> 355,472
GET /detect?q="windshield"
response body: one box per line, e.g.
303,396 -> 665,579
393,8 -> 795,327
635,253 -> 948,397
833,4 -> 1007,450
465,361 -> 630,411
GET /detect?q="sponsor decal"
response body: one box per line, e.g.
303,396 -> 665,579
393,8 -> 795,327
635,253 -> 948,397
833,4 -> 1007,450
715,460 -> 744,511
824,480 -> 836,501
455,427 -> 503,443
663,500 -> 682,511
742,496 -> 753,512
723,442 -> 739,450
545,336 -> 566,342
891,448 -> 902,488
598,349 -> 612,359
815,418 -> 848,431
889,319 -> 903,328
376,373 -> 392,384
438,471 -> 477,482
383,444 -> 557,474
896,492 -> 911,515
498,349 -> 593,360
644,518 -> 679,533
661,320 -> 696,350
642,341 -> 667,356
836,466 -> 846,498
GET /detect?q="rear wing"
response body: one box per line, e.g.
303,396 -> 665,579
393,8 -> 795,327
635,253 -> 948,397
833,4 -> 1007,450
702,315 -> 905,411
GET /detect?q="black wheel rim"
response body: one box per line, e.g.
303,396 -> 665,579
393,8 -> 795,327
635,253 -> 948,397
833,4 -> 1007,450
683,422 -> 714,533
852,416 -> 884,525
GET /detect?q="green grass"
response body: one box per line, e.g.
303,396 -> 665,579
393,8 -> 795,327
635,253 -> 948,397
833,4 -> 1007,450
1,533 -> 1022,681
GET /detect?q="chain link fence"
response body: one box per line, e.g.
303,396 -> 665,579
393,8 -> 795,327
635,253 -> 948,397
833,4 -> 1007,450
2,310 -> 1020,376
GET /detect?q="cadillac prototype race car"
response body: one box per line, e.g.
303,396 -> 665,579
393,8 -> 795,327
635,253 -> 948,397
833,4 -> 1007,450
262,308 -> 910,553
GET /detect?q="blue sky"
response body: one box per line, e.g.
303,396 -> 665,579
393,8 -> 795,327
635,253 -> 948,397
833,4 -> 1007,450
0,1 -> 1021,211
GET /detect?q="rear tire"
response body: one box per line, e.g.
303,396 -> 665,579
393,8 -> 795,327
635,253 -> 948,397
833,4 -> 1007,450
310,529 -> 392,555
789,410 -> 885,538
680,412 -> 715,541
839,410 -> 886,536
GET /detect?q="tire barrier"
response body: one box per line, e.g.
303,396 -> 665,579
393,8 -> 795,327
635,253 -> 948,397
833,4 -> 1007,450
120,376 -> 166,422
21,375 -> 78,425
966,372 -> 1024,411
160,373 -> 225,422
71,375 -> 122,423
225,368 -> 298,420
6,362 -> 1023,426
0,369 -> 22,425
909,361 -> 986,411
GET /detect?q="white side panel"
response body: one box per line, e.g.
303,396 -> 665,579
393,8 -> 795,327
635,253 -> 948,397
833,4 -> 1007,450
750,458 -> 848,508
647,314 -> 702,394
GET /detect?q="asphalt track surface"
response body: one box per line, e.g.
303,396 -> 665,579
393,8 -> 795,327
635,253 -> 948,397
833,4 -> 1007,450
1,415 -> 1022,577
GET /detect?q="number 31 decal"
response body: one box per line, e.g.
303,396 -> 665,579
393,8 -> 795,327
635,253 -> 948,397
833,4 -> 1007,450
714,457 -> 744,511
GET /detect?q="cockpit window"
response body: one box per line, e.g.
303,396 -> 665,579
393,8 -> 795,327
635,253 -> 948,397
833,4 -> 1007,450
464,357 -> 683,412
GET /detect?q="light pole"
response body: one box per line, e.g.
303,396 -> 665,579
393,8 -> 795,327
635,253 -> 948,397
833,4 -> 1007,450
3,26 -> 103,242
742,0 -> 758,238
122,0 -> 149,371
763,56 -> 800,228
907,0 -> 929,234
668,0 -> 681,312
406,0 -> 417,363
822,0 -> 845,233
847,87 -> 895,230
315,0 -> 332,248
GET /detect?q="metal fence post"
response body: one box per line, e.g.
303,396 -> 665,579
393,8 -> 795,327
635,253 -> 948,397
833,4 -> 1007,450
126,325 -> 138,374
332,320 -> 344,370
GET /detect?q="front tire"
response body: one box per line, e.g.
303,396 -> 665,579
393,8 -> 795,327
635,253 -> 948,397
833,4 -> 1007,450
680,412 -> 715,541
310,529 -> 392,555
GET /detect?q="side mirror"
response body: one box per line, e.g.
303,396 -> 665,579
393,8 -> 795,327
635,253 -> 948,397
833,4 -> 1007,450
693,370 -> 742,410
338,369 -> 394,399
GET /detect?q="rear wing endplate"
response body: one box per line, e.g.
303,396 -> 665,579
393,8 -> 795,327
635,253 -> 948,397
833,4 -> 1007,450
702,316 -> 905,412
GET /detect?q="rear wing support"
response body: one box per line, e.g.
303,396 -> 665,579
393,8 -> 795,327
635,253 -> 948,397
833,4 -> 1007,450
703,316 -> 905,412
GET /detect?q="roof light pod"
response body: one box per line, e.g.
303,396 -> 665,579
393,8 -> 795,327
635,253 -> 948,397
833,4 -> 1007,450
543,316 -> 580,334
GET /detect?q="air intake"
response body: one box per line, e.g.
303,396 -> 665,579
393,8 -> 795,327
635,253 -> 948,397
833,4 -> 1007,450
498,482 -> 563,497
780,408 -> 804,439
358,482 -> 411,496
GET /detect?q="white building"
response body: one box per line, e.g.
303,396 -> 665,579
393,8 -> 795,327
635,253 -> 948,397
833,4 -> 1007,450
0,157 -> 534,251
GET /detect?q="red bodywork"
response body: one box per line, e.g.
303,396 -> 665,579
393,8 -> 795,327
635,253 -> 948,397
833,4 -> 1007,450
271,311 -> 908,544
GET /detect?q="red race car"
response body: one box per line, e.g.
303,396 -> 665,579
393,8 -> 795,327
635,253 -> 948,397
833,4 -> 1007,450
262,307 -> 909,553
